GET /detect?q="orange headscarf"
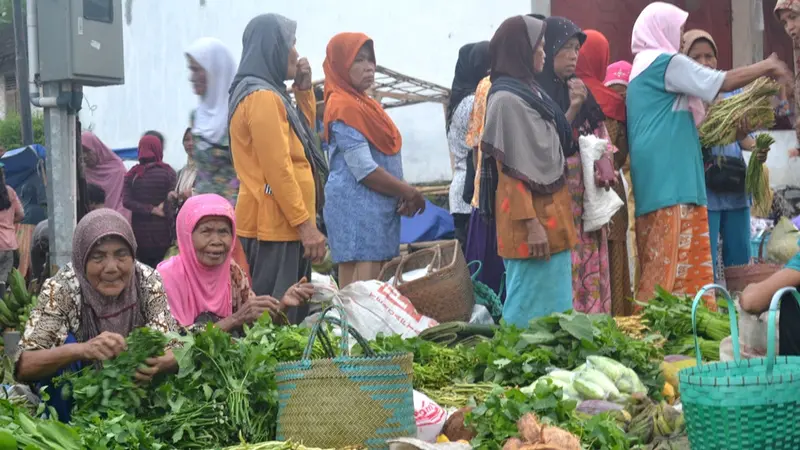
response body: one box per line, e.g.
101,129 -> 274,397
576,30 -> 626,123
323,33 -> 402,156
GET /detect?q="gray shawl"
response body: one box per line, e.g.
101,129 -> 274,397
228,14 -> 328,212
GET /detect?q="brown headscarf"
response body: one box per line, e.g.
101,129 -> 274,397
73,209 -> 146,342
323,33 -> 402,155
680,29 -> 718,57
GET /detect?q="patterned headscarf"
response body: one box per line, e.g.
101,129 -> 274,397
73,209 -> 145,342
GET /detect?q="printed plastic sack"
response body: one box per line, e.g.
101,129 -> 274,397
333,280 -> 439,340
578,135 -> 624,232
414,390 -> 448,443
766,216 -> 800,264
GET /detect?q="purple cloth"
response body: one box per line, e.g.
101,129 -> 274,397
465,210 -> 505,297
792,214 -> 800,230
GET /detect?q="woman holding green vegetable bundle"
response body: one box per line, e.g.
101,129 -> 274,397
681,29 -> 768,279
626,2 -> 791,305
14,209 -> 181,418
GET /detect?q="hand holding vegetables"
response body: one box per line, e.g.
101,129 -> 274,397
134,348 -> 178,383
79,331 -> 127,361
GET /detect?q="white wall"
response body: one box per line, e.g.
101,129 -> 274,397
81,0 -> 530,183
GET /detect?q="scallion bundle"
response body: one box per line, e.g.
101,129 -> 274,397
746,133 -> 775,211
700,77 -> 780,148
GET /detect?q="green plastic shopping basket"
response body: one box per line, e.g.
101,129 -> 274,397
275,305 -> 416,450
679,284 -> 800,449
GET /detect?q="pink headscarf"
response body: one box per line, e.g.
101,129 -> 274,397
157,194 -> 235,326
604,61 -> 632,87
81,131 -> 131,222
629,2 -> 706,125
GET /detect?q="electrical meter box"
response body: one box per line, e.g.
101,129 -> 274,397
37,0 -> 124,86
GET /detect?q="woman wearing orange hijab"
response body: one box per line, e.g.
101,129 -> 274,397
576,30 -> 633,314
322,33 -> 425,287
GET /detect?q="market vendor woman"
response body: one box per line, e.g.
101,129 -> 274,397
14,209 -> 180,386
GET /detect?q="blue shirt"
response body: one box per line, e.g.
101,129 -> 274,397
626,54 -> 724,216
706,89 -> 750,212
323,121 -> 404,263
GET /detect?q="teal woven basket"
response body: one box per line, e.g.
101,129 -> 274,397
275,305 -> 416,450
679,284 -> 800,450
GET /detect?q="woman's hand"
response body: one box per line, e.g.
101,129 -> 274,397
294,57 -> 312,91
735,117 -> 752,141
151,203 -> 165,218
234,296 -> 282,326
766,53 -> 792,84
280,279 -> 315,310
79,331 -> 127,362
398,187 -> 426,217
526,219 -> 550,260
568,78 -> 588,109
757,148 -> 769,163
135,349 -> 178,383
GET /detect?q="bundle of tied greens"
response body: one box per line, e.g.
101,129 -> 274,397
746,133 -> 775,213
699,77 -> 780,148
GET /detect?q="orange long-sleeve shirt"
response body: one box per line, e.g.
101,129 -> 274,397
229,89 -> 316,242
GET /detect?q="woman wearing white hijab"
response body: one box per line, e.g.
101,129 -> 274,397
185,37 -> 239,205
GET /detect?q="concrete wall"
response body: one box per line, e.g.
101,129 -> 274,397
0,74 -> 6,119
81,0 -> 530,184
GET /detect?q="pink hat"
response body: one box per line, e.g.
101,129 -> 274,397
604,61 -> 632,87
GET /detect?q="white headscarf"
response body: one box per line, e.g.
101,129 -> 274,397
186,38 -> 237,143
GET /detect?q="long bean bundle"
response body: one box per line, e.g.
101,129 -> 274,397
699,77 -> 780,148
746,133 -> 775,211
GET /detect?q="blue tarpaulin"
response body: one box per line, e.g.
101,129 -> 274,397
400,200 -> 455,244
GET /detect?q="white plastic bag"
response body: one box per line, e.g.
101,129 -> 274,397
310,272 -> 338,304
388,264 -> 432,285
414,390 -> 448,443
578,135 -> 624,232
332,280 -> 439,340
469,304 -> 494,325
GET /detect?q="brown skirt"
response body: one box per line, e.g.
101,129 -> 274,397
610,239 -> 633,316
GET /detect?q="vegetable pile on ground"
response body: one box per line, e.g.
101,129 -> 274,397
746,133 -> 775,212
699,77 -> 780,147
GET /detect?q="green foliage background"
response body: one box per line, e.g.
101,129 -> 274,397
0,113 -> 45,150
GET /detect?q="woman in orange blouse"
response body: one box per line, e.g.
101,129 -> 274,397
481,15 -> 577,327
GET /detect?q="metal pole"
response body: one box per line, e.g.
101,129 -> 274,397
12,0 -> 33,144
43,82 -> 78,270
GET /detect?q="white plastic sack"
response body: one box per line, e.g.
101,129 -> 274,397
332,280 -> 439,340
310,272 -> 338,304
578,135 -> 624,232
414,390 -> 448,443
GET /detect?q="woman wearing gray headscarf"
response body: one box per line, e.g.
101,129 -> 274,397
228,13 -> 327,324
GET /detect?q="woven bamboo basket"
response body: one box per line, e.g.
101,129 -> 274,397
724,232 -> 782,293
679,285 -> 800,449
275,306 -> 416,450
378,240 -> 474,323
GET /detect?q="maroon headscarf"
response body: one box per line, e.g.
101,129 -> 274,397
81,131 -> 131,222
127,135 -> 169,181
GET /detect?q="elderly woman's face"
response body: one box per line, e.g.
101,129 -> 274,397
534,38 -> 546,73
187,56 -> 207,97
688,39 -> 717,70
349,44 -> 376,93
553,37 -> 581,80
286,40 -> 299,80
192,216 -> 233,267
81,146 -> 99,169
610,84 -> 627,98
780,9 -> 800,42
85,236 -> 134,297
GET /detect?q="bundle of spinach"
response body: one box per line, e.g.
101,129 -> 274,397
472,312 -> 664,399
465,382 -> 630,450
59,327 -> 168,419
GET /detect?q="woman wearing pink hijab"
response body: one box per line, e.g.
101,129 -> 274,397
604,61 -> 631,98
157,194 -> 313,331
626,2 -> 790,306
81,131 -> 130,222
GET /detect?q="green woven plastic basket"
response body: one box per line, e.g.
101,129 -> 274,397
275,305 -> 416,450
679,284 -> 800,449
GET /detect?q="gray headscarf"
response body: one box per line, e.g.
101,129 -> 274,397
228,14 -> 328,212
